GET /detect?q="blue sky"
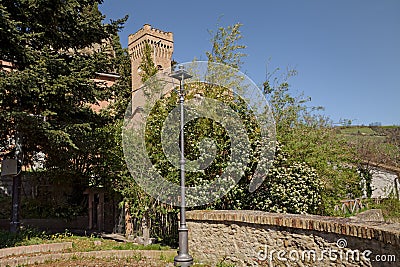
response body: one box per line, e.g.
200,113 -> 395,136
99,0 -> 400,126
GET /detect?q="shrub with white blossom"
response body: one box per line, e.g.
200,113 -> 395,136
252,150 -> 322,214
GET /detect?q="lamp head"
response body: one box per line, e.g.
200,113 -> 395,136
170,65 -> 192,81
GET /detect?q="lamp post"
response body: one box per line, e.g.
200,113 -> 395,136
170,66 -> 193,267
10,132 -> 22,233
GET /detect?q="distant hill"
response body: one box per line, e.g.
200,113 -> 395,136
336,126 -> 400,169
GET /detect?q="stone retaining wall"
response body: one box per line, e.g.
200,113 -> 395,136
186,210 -> 400,266
0,242 -> 72,258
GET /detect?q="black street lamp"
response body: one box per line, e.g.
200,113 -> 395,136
170,66 -> 193,267
4,131 -> 22,233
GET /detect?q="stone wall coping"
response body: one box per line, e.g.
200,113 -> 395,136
0,242 -> 72,258
186,210 -> 400,246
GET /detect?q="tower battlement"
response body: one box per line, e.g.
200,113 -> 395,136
128,24 -> 173,45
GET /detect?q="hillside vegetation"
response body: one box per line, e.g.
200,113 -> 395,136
337,126 -> 400,168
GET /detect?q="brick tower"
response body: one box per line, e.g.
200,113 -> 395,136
128,24 -> 174,91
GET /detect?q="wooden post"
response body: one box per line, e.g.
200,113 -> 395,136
98,192 -> 104,232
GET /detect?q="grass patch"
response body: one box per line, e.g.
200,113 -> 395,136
368,197 -> 400,221
0,229 -> 171,252
339,126 -> 378,135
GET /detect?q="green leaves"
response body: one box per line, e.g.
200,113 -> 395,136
263,65 -> 362,214
0,0 -> 124,67
253,145 -> 323,214
139,43 -> 158,84
0,1 -> 130,207
206,22 -> 246,69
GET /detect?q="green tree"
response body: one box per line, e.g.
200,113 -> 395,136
0,0 -> 125,166
251,143 -> 322,214
203,22 -> 360,215
139,23 -> 324,214
206,22 -> 246,69
0,0 -> 127,217
263,67 -> 361,214
0,0 -> 124,68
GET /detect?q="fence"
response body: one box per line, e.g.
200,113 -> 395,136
127,210 -> 178,246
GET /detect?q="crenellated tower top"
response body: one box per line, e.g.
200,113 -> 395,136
128,24 -> 173,45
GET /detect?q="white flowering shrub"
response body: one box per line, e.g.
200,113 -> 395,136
209,143 -> 323,214
249,143 -> 323,214
254,165 -> 322,213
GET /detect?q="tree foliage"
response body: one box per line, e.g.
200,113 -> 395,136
0,0 -> 127,215
0,0 -> 124,163
251,143 -> 322,214
133,23 -> 326,215
206,22 -> 246,69
0,0 -> 124,68
204,22 -> 361,215
139,43 -> 158,84
264,66 -> 362,214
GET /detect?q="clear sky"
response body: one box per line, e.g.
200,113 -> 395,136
99,0 -> 400,126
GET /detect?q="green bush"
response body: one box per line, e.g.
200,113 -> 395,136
20,198 -> 85,220
0,227 -> 48,248
367,196 -> 400,221
0,195 -> 11,219
251,146 -> 322,214
208,143 -> 323,214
